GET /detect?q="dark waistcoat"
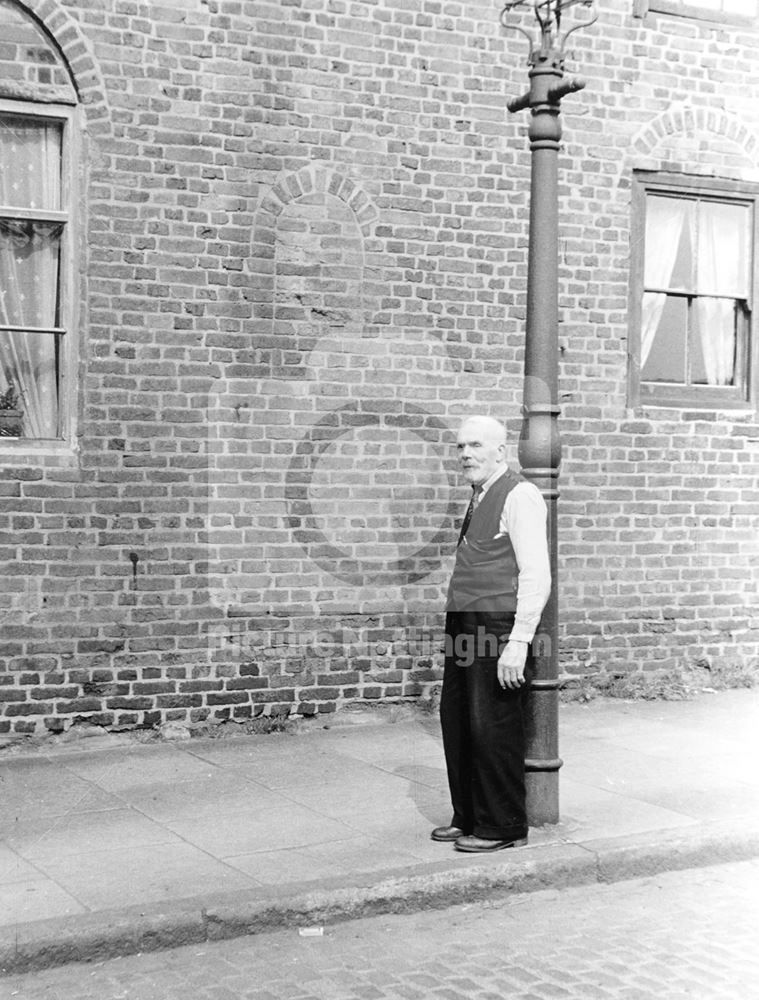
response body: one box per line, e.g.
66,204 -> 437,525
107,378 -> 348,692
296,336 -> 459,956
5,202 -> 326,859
446,468 -> 523,614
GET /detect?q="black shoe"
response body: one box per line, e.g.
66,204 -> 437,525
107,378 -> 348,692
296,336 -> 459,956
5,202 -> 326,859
454,834 -> 528,853
430,825 -> 465,842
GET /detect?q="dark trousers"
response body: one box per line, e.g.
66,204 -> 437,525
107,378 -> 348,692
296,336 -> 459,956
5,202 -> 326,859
440,612 -> 528,840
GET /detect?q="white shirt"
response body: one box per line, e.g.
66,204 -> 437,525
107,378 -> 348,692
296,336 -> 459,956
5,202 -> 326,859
475,464 -> 551,644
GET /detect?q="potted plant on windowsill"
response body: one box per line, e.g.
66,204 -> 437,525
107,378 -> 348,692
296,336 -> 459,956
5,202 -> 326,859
0,382 -> 23,438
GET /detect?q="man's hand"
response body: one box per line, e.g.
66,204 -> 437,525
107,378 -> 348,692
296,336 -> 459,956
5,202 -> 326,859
497,639 -> 528,690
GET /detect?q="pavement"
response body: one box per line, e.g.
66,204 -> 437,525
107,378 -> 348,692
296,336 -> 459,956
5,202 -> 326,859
1,687 -> 758,977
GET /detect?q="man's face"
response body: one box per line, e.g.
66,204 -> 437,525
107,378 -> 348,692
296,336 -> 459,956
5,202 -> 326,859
456,420 -> 505,486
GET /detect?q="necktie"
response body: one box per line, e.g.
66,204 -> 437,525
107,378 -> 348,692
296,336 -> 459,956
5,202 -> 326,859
457,485 -> 482,545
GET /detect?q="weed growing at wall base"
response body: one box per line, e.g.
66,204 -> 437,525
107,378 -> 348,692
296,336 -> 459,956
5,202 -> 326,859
560,660 -> 759,703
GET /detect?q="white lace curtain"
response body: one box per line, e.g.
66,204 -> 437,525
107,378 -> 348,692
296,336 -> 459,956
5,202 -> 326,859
641,196 -> 692,374
0,117 -> 61,438
642,194 -> 746,387
695,201 -> 746,386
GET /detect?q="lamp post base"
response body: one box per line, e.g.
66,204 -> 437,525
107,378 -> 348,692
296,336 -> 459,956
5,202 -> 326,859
526,767 -> 561,827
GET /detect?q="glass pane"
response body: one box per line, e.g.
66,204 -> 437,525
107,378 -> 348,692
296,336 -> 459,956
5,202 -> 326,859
641,295 -> 687,383
667,205 -> 694,291
692,297 -> 736,386
0,221 -> 61,327
0,115 -> 62,211
0,331 -> 59,438
696,200 -> 750,297
644,195 -> 695,291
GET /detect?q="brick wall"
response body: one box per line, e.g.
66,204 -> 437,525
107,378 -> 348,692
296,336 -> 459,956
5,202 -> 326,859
0,0 -> 757,738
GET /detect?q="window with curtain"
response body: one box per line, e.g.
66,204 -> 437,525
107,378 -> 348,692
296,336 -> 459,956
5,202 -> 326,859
630,173 -> 757,409
0,106 -> 70,440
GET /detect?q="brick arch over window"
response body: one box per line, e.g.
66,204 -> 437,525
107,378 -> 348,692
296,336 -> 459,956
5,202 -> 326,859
627,105 -> 759,179
249,166 -> 380,339
10,0 -> 107,108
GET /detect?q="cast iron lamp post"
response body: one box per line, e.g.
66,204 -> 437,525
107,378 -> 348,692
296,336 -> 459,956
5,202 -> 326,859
501,0 -> 597,825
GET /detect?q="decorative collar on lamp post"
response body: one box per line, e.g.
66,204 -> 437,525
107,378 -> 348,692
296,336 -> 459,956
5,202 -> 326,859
501,0 -> 599,112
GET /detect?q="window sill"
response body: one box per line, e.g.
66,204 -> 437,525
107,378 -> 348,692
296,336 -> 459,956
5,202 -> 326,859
0,438 -> 79,468
636,403 -> 758,422
639,383 -> 752,409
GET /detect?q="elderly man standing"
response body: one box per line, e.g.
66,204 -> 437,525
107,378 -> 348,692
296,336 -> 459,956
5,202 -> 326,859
432,415 -> 551,853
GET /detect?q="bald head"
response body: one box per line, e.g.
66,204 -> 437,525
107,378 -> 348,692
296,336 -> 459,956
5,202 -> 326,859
458,416 -> 506,447
456,415 -> 507,486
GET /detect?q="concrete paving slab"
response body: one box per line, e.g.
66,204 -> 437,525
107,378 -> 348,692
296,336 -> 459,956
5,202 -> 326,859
6,807 -> 180,863
0,759 -> 121,821
555,777 -> 700,838
700,755 -> 759,785
184,734 -> 314,768
47,843 -> 262,910
58,744 -> 221,790
609,782 -> 759,822
226,846 -> 358,886
120,772 -> 289,823
341,808 -> 452,850
167,803 -> 357,857
0,878 -> 85,926
559,751 -> 653,787
564,749 -> 734,795
617,727 -> 751,760
237,753 -> 397,792
279,775 -> 449,822
385,761 -> 450,788
0,846 -> 39,886
318,726 -> 443,765
302,835 -> 440,876
360,824 -> 461,864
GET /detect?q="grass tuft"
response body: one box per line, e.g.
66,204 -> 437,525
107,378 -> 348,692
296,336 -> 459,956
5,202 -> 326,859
560,659 -> 758,703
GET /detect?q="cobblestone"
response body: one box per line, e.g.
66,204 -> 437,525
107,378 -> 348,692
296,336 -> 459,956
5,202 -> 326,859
3,860 -> 759,999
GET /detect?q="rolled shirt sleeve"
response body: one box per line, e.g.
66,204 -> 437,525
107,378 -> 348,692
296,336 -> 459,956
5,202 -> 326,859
501,481 -> 551,643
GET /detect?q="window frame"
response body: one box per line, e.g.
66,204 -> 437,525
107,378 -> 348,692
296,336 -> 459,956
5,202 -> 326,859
0,96 -> 78,453
628,171 -> 759,412
633,0 -> 759,25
